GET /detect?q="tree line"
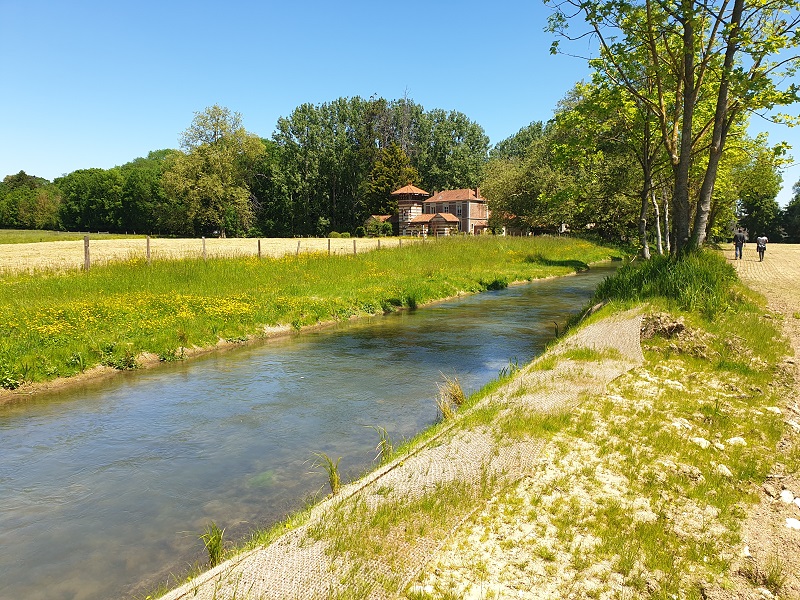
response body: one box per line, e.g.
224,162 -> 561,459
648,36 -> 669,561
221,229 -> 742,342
3,48 -> 800,250
0,97 -> 488,238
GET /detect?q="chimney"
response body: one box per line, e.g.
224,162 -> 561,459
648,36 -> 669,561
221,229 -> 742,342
474,187 -> 480,198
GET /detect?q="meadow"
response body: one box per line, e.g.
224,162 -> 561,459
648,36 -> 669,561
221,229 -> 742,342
0,235 -> 620,390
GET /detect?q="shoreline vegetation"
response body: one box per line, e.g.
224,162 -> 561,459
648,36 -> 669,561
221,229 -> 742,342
151,248 -> 799,599
0,235 -> 621,402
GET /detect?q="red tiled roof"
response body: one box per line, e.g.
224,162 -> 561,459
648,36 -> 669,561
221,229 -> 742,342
409,212 -> 461,224
369,214 -> 392,222
391,184 -> 430,196
432,212 -> 461,223
424,188 -> 484,203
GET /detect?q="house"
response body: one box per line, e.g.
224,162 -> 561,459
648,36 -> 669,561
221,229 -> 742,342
423,188 -> 489,235
391,185 -> 490,236
392,184 -> 430,235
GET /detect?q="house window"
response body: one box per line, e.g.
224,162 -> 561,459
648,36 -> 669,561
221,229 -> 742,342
456,204 -> 462,216
443,205 -> 449,213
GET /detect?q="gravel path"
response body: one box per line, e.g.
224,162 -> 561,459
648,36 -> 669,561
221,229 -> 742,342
718,244 -> 800,599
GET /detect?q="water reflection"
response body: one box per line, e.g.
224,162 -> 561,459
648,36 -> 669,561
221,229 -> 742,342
0,265 -> 615,600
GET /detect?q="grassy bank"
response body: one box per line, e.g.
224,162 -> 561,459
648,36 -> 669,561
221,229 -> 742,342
152,249 -> 798,599
414,250 -> 798,598
0,235 -> 619,390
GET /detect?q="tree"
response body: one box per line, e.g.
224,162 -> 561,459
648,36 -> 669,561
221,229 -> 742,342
119,150 -> 175,234
548,0 -> 800,253
489,122 -> 546,160
0,171 -> 61,229
362,143 -> 420,216
782,183 -> 800,242
482,128 -> 578,234
273,96 -> 489,235
163,105 -> 265,237
56,168 -> 124,231
734,154 -> 781,239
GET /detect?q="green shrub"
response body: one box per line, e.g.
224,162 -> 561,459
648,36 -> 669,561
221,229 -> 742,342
594,250 -> 738,317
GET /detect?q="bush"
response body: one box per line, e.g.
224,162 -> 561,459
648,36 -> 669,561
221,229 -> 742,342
354,226 -> 366,238
328,231 -> 341,238
340,232 -> 351,238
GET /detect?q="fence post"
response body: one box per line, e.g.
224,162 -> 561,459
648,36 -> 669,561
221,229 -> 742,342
83,235 -> 90,271
202,237 -> 206,260
399,238 -> 402,248
258,239 -> 262,259
353,239 -> 357,255
377,238 -> 381,251
146,235 -> 151,265
328,238 -> 331,256
296,240 -> 301,256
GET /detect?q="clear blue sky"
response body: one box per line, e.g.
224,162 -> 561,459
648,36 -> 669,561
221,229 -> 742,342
1,0 -> 797,206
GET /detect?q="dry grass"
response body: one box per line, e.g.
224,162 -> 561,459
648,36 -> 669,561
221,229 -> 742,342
0,237 -> 404,274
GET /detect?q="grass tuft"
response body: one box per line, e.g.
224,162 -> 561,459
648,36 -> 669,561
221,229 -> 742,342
312,451 -> 342,496
199,521 -> 225,568
436,373 -> 466,421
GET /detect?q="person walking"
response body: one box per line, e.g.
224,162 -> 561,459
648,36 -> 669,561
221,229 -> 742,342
733,228 -> 746,260
756,234 -> 768,261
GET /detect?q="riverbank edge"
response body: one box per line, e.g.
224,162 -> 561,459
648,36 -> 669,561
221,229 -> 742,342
151,250 -> 800,599
0,262 -> 614,406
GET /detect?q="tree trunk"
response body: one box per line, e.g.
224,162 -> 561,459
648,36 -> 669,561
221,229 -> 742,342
663,186 -> 671,254
690,0 -> 744,249
673,1 -> 698,254
639,178 -> 652,260
651,191 -> 664,255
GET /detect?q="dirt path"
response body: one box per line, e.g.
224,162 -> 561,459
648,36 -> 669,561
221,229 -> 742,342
717,244 -> 800,599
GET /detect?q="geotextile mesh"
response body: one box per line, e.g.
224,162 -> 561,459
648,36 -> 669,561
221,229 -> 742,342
159,311 -> 644,600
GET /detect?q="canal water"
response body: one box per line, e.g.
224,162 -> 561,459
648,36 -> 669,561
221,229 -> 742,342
0,265 -> 615,600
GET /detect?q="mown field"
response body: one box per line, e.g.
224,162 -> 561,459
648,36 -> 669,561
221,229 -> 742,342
0,235 -> 621,391
0,230 -> 401,273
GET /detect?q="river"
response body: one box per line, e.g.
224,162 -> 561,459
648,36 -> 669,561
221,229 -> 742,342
0,265 -> 615,600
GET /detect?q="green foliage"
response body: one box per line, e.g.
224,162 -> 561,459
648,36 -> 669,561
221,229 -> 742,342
594,250 -> 739,317
362,142 -> 419,216
547,0 -> 800,253
56,168 -> 125,232
0,171 -> 62,230
736,149 -> 783,240
781,182 -> 800,242
271,96 -> 488,236
162,105 -> 264,238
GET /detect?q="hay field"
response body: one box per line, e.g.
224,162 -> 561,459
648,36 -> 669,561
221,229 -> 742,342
0,237 -> 406,273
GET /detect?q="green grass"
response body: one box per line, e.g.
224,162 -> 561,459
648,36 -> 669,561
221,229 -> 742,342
147,246 -> 798,599
0,235 -> 619,387
0,228 -> 143,244
593,250 -> 742,318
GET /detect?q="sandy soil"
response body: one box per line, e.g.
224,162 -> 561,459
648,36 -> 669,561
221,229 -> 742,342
0,236 -> 404,273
